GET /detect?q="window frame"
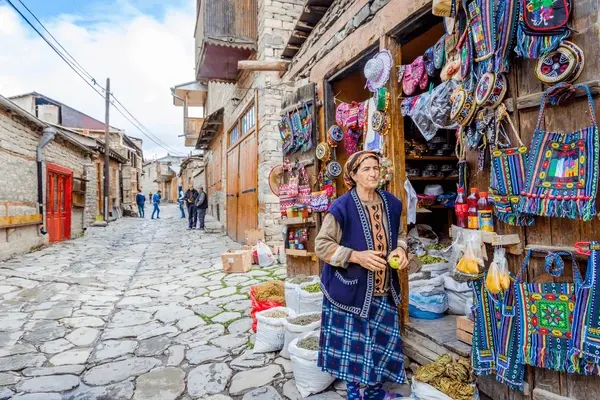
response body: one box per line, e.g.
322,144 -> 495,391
227,103 -> 256,150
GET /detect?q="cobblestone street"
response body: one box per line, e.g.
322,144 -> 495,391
0,204 -> 347,400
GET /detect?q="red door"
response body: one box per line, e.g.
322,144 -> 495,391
47,164 -> 73,243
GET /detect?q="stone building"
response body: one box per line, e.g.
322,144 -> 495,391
140,155 -> 186,203
179,155 -> 205,191
171,0 -> 304,244
9,92 -> 144,218
0,94 -> 96,260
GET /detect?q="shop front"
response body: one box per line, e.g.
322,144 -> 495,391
276,0 -> 600,398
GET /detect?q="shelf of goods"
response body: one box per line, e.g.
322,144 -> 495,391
279,217 -> 316,226
285,249 -> 317,259
450,225 -> 522,255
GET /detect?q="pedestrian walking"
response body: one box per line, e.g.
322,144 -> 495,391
151,190 -> 161,219
195,186 -> 208,230
136,189 -> 146,218
178,186 -> 186,219
184,185 -> 198,229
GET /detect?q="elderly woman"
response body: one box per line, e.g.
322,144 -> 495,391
315,151 -> 409,400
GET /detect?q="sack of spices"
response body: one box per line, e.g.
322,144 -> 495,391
288,331 -> 335,398
285,275 -> 320,314
254,306 -> 296,354
281,312 -> 321,359
250,281 -> 286,332
298,282 -> 324,314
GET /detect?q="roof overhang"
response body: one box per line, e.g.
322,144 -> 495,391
196,43 -> 254,82
195,108 -> 224,150
282,0 -> 335,60
171,81 -> 208,107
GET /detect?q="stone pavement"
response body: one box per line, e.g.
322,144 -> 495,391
0,204 -> 356,400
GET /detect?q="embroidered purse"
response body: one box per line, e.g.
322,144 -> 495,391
403,56 -> 426,96
278,114 -> 294,155
450,85 -> 478,127
535,41 -> 583,85
475,72 -> 508,109
423,47 -> 437,77
515,249 -> 582,371
311,190 -> 329,213
434,35 -> 447,69
516,0 -> 571,59
518,85 -> 600,221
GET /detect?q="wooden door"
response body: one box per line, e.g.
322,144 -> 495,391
226,145 -> 240,241
47,164 -> 72,243
237,132 -> 258,241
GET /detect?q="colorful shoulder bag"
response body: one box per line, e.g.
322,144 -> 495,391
518,85 -> 600,221
515,0 -> 571,59
515,249 -> 582,372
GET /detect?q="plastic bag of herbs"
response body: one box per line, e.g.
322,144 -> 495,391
285,275 -> 320,314
254,306 -> 296,354
418,254 -> 452,276
297,281 -> 323,314
281,311 -> 321,359
288,330 -> 335,398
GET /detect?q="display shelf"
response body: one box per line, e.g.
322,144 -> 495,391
285,249 -> 316,258
525,244 -> 589,259
279,216 -> 316,226
450,225 -> 523,255
406,156 -> 458,161
409,176 -> 459,181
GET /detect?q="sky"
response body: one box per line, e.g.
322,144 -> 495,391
0,0 -> 198,159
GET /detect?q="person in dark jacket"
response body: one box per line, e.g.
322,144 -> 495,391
184,186 -> 199,229
314,151 -> 409,400
135,190 -> 146,218
195,186 -> 208,230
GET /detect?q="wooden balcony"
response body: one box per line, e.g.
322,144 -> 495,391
185,117 -> 204,147
195,0 -> 257,81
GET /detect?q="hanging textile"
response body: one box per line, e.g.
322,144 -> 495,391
515,249 -> 582,371
469,0 -> 495,73
569,242 -> 600,376
365,98 -> 383,153
490,105 -> 535,226
518,85 -> 600,221
471,278 -> 497,375
493,0 -> 519,73
515,0 -> 571,59
300,103 -> 314,152
279,114 -> 294,155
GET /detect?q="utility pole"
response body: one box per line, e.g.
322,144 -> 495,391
104,78 -> 111,221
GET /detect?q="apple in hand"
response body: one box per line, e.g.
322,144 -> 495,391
389,256 -> 401,270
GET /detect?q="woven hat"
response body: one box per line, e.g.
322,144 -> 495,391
364,50 -> 393,92
268,165 -> 283,196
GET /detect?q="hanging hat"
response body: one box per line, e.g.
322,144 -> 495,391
364,50 -> 393,92
268,165 -> 283,196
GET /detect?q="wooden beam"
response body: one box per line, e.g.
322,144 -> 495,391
0,214 -> 43,229
296,21 -> 315,31
237,60 -> 290,72
504,80 -> 600,111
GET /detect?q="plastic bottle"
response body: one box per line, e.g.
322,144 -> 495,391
477,192 -> 494,232
455,187 -> 468,228
467,188 -> 479,229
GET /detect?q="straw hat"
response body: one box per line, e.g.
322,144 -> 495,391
268,165 -> 283,196
364,50 -> 393,92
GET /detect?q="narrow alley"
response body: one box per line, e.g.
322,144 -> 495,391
0,205 -> 331,400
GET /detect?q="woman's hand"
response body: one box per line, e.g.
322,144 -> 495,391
349,250 -> 387,272
388,248 -> 409,270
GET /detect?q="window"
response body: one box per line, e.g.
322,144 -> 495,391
229,104 -> 255,147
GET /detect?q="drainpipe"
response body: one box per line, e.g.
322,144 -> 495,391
37,126 -> 57,235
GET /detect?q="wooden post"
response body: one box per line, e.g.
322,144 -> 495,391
104,78 -> 111,222
238,60 -> 289,72
380,35 -> 409,325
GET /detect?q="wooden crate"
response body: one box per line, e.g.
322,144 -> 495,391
456,315 -> 474,345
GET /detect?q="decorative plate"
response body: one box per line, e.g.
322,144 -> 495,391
315,142 -> 331,161
450,86 -> 477,126
475,72 -> 507,109
560,41 -> 585,83
328,125 -> 344,143
326,161 -> 342,178
536,46 -> 576,85
372,110 -> 386,132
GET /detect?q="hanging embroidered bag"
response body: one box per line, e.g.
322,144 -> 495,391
515,0 -> 571,59
278,114 -> 294,155
515,249 -> 582,371
490,104 -> 535,226
569,241 -> 600,376
471,277 -> 498,376
434,35 -> 447,70
310,190 -> 329,213
518,85 -> 600,221
403,56 -> 426,96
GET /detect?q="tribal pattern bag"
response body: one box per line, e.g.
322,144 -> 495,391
278,114 -> 294,155
518,85 -> 600,221
515,249 -> 582,372
515,0 -> 571,59
471,277 -> 498,375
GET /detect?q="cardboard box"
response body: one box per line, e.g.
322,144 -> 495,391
221,250 -> 252,273
245,229 -> 265,246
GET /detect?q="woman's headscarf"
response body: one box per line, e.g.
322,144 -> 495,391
343,150 -> 381,189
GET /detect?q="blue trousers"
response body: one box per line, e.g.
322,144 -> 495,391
179,201 -> 185,218
137,204 -> 145,218
151,203 -> 160,219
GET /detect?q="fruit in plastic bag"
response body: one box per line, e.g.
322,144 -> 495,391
457,256 -> 479,274
485,261 -> 502,294
495,248 -> 511,290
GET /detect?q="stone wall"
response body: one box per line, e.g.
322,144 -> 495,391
141,162 -> 159,195
0,108 -> 91,260
287,0 -> 392,78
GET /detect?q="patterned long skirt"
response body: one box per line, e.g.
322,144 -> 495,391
318,295 -> 407,386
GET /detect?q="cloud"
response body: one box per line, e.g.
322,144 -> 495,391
0,0 -> 196,159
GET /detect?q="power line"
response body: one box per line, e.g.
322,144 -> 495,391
4,0 -> 186,156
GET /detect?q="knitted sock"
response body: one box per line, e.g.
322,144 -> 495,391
364,383 -> 385,400
346,382 -> 362,399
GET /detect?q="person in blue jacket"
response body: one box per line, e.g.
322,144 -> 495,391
135,189 -> 146,218
151,190 -> 161,219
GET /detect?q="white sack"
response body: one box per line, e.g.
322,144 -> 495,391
298,282 -> 324,314
281,312 -> 321,359
254,307 -> 296,354
288,331 -> 335,398
285,276 -> 320,314
411,378 -> 479,400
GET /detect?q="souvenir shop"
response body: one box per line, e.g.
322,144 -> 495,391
276,0 -> 600,398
